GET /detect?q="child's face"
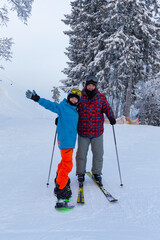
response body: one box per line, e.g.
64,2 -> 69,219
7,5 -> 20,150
69,97 -> 78,104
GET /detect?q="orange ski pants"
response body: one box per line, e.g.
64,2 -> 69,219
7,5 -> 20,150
56,148 -> 73,189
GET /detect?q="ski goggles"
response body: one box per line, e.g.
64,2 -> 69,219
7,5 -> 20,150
70,88 -> 81,96
86,75 -> 98,83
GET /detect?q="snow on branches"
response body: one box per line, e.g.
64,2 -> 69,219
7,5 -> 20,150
0,0 -> 34,69
61,0 -> 160,124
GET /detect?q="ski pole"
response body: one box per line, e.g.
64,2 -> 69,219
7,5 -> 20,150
46,128 -> 57,187
112,125 -> 123,187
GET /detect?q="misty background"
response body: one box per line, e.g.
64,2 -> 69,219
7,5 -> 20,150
0,0 -> 71,98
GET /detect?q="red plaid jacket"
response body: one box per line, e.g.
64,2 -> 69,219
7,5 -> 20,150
77,88 -> 115,138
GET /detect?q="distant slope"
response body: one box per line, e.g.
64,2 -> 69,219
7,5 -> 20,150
0,81 -> 55,122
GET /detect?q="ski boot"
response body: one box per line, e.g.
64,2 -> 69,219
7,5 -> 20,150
92,174 -> 103,186
77,174 -> 85,187
54,178 -> 71,196
55,184 -> 73,210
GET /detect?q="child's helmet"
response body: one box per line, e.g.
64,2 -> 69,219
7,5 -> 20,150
67,88 -> 81,105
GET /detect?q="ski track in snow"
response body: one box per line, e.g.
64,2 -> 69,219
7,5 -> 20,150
0,84 -> 160,240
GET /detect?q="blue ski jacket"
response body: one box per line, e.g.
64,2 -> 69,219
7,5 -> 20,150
38,98 -> 79,150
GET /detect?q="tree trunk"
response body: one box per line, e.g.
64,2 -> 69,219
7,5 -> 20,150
115,98 -> 120,118
124,77 -> 133,117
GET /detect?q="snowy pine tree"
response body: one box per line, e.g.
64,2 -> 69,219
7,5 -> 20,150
100,0 -> 160,117
61,0 -> 160,119
135,76 -> 160,126
61,0 -> 106,91
0,0 -> 34,69
51,87 -> 60,103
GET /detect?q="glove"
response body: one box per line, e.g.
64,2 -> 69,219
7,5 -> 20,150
109,117 -> 116,125
25,90 -> 40,102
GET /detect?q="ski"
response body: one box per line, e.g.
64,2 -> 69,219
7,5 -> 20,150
86,172 -> 118,202
55,199 -> 75,210
77,184 -> 85,204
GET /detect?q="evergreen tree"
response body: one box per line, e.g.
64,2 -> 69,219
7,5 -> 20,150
101,0 -> 160,117
61,0 -> 105,91
0,0 -> 34,69
51,87 -> 60,102
61,0 -> 160,118
135,76 -> 160,126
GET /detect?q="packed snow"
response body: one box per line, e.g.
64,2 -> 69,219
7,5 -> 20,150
0,81 -> 160,240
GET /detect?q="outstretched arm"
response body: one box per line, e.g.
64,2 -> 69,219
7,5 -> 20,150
25,90 -> 61,115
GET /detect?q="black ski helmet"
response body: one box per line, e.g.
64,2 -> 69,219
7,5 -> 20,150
67,88 -> 81,105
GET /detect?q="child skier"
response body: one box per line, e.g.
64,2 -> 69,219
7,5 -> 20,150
25,88 -> 81,208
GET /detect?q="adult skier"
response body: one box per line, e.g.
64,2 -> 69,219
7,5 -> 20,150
76,76 -> 116,186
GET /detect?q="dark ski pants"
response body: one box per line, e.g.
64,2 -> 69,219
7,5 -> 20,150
76,134 -> 104,175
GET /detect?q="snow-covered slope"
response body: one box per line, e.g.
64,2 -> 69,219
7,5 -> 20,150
0,83 -> 160,240
0,80 -> 56,124
0,84 -> 23,120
